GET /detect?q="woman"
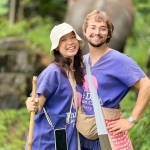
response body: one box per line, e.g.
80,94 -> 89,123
25,22 -> 84,150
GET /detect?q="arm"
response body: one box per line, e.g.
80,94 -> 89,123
107,76 -> 150,134
131,76 -> 150,121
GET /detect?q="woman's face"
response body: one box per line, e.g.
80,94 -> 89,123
58,32 -> 79,59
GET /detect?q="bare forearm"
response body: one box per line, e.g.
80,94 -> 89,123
131,78 -> 150,122
36,94 -> 46,114
107,77 -> 150,134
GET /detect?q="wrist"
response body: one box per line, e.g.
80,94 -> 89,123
35,105 -> 41,114
128,116 -> 137,124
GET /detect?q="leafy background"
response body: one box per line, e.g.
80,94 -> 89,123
0,0 -> 150,149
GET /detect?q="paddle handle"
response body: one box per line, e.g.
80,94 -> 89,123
28,76 -> 37,150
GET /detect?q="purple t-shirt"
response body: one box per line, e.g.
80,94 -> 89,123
80,50 -> 146,149
25,63 -> 82,150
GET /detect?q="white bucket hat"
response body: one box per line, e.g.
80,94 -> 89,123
50,22 -> 84,54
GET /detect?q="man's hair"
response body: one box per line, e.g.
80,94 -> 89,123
83,10 -> 114,43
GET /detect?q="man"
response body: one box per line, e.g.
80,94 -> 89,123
80,10 -> 150,150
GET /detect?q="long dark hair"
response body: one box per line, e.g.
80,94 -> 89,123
53,48 -> 84,85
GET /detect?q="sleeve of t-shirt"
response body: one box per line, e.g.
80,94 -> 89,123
114,55 -> 146,87
36,66 -> 59,99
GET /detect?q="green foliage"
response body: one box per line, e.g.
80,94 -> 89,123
0,0 -> 9,15
23,0 -> 67,22
0,108 -> 30,150
0,16 -> 55,54
125,0 -> 150,72
122,1 -> 150,149
130,108 -> 150,150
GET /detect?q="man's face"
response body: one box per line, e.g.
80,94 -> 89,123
84,19 -> 109,47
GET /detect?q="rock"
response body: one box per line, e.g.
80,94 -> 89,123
0,37 -> 50,109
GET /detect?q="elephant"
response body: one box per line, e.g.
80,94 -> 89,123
65,0 -> 134,54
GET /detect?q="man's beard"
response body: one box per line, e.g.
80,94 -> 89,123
85,36 -> 107,47
88,40 -> 106,47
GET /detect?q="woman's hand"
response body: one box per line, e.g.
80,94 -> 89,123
107,118 -> 135,135
26,97 -> 39,113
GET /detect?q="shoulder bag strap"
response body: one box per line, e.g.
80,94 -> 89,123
43,71 -> 73,128
43,97 -> 73,129
85,54 -> 111,150
68,71 -> 81,150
